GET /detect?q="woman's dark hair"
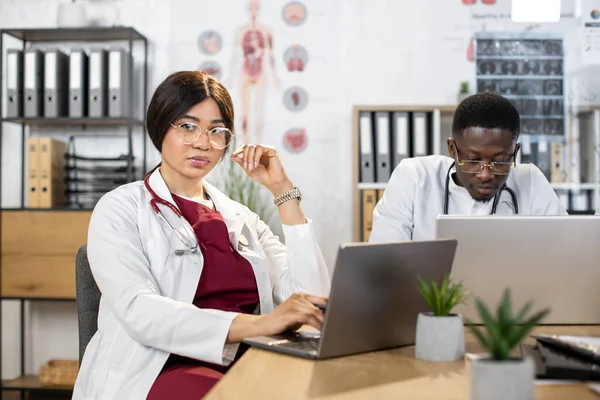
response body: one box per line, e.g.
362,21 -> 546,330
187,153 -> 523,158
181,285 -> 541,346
146,71 -> 235,152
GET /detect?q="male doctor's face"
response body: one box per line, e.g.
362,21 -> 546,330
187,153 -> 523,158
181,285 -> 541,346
447,127 -> 520,201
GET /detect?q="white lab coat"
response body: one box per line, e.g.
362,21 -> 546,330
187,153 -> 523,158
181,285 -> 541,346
72,169 -> 331,399
369,155 -> 568,243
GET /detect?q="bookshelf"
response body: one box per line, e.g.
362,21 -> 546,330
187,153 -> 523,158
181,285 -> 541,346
0,26 -> 148,396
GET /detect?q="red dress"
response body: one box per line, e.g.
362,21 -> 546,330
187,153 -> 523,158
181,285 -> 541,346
146,194 -> 259,399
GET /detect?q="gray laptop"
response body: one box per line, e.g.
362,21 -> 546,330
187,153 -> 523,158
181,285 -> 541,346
435,215 -> 600,324
243,239 -> 458,359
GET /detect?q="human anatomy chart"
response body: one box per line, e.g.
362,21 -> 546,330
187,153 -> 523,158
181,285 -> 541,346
180,0 -> 312,152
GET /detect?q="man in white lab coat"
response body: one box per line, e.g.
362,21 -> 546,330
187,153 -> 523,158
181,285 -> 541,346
369,92 -> 567,242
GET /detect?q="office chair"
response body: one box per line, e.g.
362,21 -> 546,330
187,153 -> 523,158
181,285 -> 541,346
75,244 -> 101,364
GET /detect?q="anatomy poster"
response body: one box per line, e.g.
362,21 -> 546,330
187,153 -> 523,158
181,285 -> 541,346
167,0 -> 337,158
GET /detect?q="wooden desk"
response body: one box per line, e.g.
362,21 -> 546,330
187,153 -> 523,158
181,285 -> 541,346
205,326 -> 600,400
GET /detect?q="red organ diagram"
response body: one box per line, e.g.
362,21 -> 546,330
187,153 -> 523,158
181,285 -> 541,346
231,0 -> 278,144
283,86 -> 308,111
281,2 -> 309,153
282,1 -> 307,27
242,29 -> 270,82
283,128 -> 307,153
283,44 -> 308,72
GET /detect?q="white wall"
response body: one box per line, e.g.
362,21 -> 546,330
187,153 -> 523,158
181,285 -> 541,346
0,0 -> 588,379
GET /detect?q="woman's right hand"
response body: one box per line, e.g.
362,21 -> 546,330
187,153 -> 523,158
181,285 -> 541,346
259,293 -> 328,335
227,293 -> 328,344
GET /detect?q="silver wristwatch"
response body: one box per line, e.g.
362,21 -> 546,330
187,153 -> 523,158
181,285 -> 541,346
273,187 -> 302,206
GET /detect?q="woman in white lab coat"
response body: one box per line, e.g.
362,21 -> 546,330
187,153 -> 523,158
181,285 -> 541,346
369,92 -> 567,243
72,71 -> 331,400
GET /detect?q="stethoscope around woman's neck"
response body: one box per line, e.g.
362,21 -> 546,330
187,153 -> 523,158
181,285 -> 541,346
443,161 -> 519,215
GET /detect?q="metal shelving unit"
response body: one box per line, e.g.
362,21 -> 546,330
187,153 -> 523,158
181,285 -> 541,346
0,26 -> 148,398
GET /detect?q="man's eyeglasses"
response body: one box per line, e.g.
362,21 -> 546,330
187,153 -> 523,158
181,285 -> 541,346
453,140 -> 516,175
171,122 -> 234,150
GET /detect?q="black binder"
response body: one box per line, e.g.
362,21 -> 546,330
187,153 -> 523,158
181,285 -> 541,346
521,342 -> 600,381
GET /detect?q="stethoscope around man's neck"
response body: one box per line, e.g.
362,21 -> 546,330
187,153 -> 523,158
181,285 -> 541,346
443,161 -> 519,215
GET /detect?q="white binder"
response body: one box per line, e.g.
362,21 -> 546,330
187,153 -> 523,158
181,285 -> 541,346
24,49 -> 44,118
412,112 -> 428,157
69,49 -> 89,118
359,111 -> 375,183
108,49 -> 131,117
391,112 -> 409,168
6,49 -> 23,118
44,49 -> 69,117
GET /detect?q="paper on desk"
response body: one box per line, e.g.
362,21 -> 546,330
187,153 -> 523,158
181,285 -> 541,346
464,353 -> 579,386
555,335 -> 600,349
590,383 -> 600,396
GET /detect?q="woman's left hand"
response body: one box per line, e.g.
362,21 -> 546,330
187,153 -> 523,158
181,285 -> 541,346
230,144 -> 293,195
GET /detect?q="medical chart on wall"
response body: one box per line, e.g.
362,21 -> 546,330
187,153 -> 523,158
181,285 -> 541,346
581,0 -> 600,65
167,0 -> 340,162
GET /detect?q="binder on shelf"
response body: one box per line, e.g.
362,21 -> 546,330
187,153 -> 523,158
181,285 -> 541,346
361,189 -> 377,241
375,112 -> 391,183
359,111 -> 375,183
6,49 -> 24,118
38,137 -> 68,208
89,49 -> 109,118
550,142 -> 564,183
391,111 -> 409,168
412,112 -> 428,157
27,137 -> 40,208
534,139 -> 551,181
44,49 -> 69,117
572,192 -> 590,212
69,49 -> 89,118
520,138 -> 533,164
108,49 -> 131,117
24,48 -> 44,118
432,109 -> 441,156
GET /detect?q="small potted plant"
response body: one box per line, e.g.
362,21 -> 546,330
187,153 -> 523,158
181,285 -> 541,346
467,289 -> 550,400
415,275 -> 468,361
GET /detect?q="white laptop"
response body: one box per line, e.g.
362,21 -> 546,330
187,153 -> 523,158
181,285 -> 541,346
435,215 -> 600,324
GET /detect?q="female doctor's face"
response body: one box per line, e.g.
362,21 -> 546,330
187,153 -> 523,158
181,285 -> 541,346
160,98 -> 229,181
448,127 -> 520,201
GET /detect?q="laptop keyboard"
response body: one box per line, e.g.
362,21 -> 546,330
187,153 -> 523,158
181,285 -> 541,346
277,337 -> 320,351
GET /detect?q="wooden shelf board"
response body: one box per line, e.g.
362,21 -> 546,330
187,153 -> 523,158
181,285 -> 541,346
2,375 -> 73,390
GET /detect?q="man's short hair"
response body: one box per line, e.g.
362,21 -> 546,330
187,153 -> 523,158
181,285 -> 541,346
452,92 -> 520,139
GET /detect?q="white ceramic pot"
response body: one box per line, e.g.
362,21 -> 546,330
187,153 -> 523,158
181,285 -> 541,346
415,312 -> 465,362
457,92 -> 470,103
57,2 -> 89,28
470,356 -> 534,400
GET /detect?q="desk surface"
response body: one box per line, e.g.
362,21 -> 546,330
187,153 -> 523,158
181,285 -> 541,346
205,326 -> 600,400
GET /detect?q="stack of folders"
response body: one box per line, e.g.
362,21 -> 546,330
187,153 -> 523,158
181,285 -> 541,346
358,110 -> 434,241
27,137 -> 68,208
6,47 -> 132,119
521,335 -> 600,381
64,152 -> 134,210
358,110 -> 434,185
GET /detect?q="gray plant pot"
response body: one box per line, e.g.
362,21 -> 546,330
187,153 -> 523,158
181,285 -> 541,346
470,357 -> 534,400
415,312 -> 465,361
458,92 -> 470,103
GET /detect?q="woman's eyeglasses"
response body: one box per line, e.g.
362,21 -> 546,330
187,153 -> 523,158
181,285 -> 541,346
171,122 -> 234,150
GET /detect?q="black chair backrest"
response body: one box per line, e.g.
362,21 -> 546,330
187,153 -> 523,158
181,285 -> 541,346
75,244 -> 101,364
